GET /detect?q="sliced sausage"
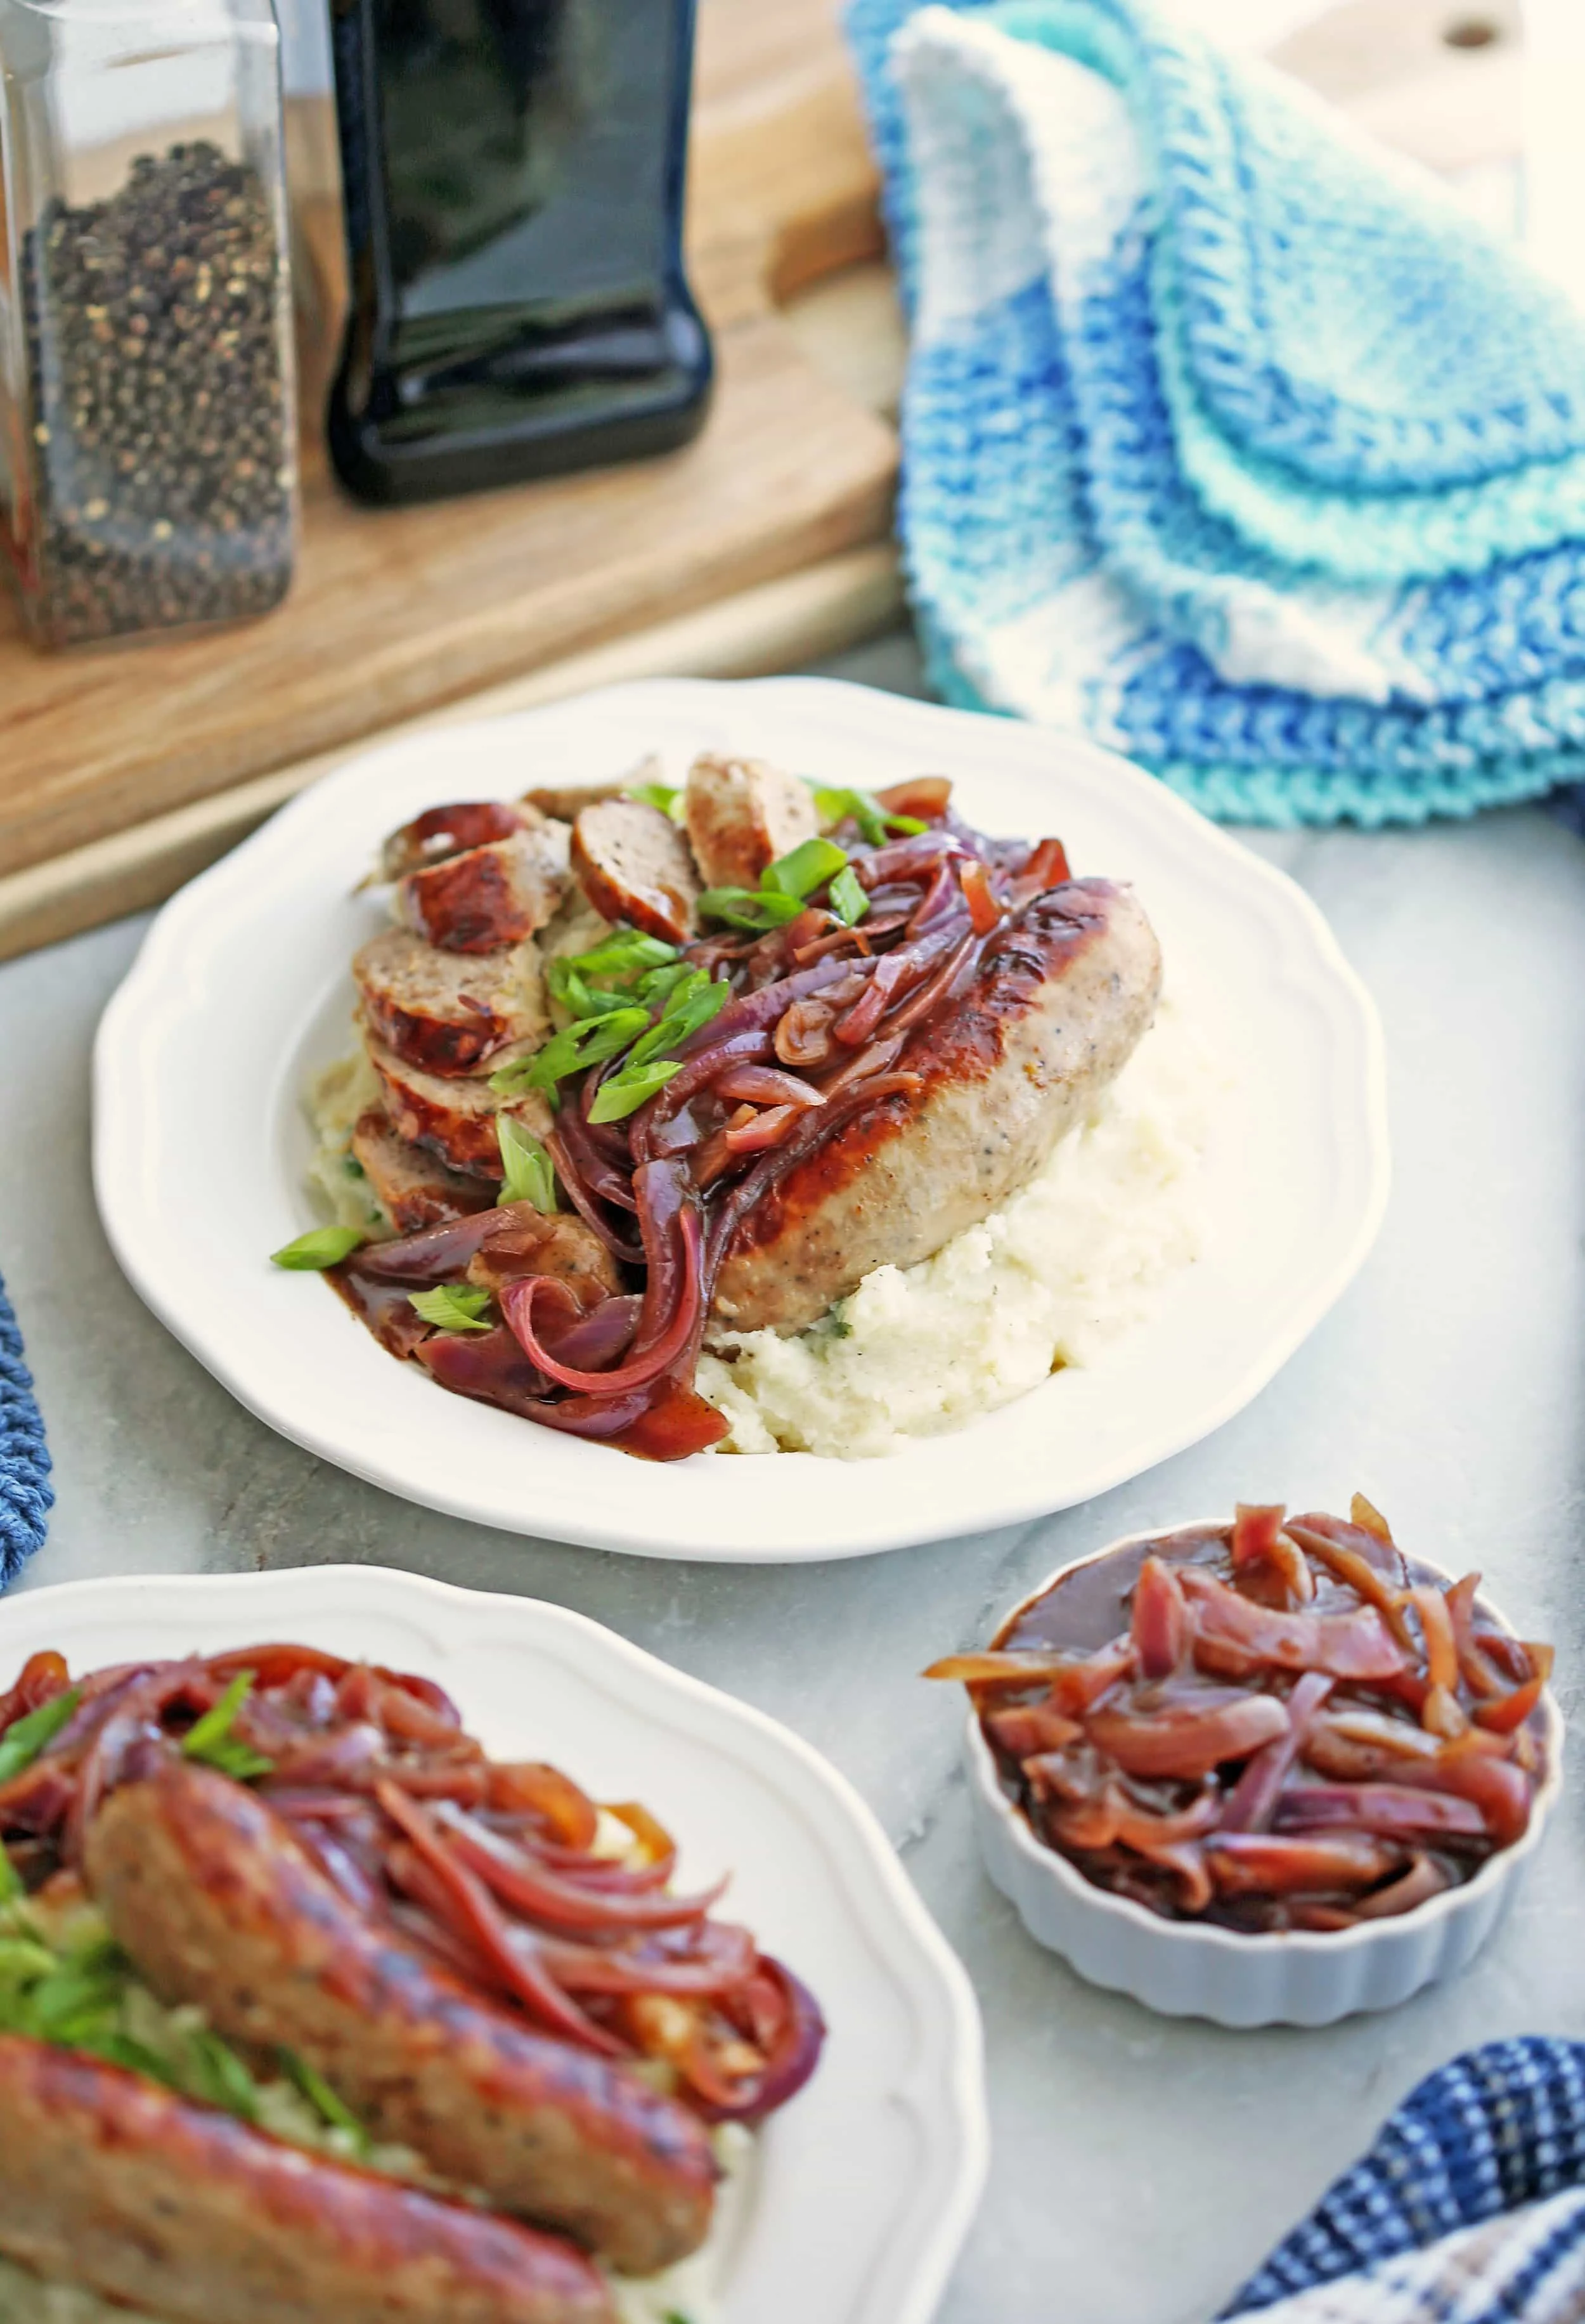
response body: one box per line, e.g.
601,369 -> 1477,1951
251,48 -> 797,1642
86,1767 -> 718,2278
398,824 -> 571,956
682,754 -> 817,892
0,2032 -> 615,2324
377,802 -> 529,887
710,880 -> 1163,1336
365,1036 -> 553,1180
465,1211 -> 624,1308
571,801 -> 701,945
355,930 -> 548,1079
351,1111 -> 496,1236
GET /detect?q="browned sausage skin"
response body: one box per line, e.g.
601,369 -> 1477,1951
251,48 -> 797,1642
711,880 -> 1162,1335
85,1766 -> 717,2278
0,2032 -> 616,2324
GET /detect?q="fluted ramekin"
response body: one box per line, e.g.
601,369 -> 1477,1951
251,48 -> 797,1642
966,1524 -> 1563,2029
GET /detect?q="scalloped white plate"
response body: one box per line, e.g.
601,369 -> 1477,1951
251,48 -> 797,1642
94,677 -> 1389,1560
0,1564 -> 987,2324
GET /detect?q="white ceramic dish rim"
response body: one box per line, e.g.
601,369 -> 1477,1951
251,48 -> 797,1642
0,1561 -> 990,2324
93,676 -> 1392,1561
964,1519 -> 1564,1968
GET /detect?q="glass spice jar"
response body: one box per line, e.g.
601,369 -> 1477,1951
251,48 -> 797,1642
0,0 -> 298,648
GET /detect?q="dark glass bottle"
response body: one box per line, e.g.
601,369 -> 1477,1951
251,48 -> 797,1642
327,0 -> 711,505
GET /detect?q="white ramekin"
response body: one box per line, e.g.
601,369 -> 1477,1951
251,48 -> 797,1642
966,1522 -> 1564,2029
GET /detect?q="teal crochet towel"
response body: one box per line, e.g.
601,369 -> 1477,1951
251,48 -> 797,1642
845,0 -> 1585,824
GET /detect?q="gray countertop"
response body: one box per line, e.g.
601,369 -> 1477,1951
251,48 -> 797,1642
4,634 -> 1584,2323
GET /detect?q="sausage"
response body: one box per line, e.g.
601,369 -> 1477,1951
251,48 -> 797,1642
86,1767 -> 717,2278
710,880 -> 1163,1335
356,932 -> 547,1082
465,1210 -> 624,1308
365,1035 -> 553,1180
0,2032 -> 616,2324
570,801 -> 701,945
398,825 -> 571,956
355,931 -> 548,1079
377,802 -> 529,887
682,754 -> 817,891
351,1111 -> 496,1236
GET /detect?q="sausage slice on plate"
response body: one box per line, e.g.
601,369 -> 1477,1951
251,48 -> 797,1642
355,931 -> 548,1079
571,800 -> 701,945
711,879 -> 1163,1336
351,1111 -> 496,1235
0,2033 -> 616,2324
398,824 -> 571,955
365,1037 -> 552,1179
86,1765 -> 717,2278
682,755 -> 818,891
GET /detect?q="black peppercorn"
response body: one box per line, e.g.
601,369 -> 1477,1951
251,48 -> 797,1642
12,140 -> 295,649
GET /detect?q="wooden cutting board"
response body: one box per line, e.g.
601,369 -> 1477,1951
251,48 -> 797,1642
0,0 -> 1527,960
0,0 -> 898,920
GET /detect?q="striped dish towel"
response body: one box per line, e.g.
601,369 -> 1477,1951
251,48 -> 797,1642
845,0 -> 1585,824
1226,2039 -> 1585,2323
0,1268 -> 53,1587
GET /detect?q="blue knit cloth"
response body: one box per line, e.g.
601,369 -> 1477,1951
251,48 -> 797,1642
1224,2039 -> 1585,2323
845,0 -> 1585,825
0,1268 -> 53,1587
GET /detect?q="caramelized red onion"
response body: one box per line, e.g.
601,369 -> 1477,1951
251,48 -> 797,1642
0,1643 -> 824,2121
929,1498 -> 1553,1933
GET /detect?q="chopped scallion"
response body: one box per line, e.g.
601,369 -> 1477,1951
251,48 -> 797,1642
587,1061 -> 683,1123
491,1006 -> 649,1093
409,1283 -> 493,1334
626,781 -> 687,824
182,1675 -> 275,1782
696,886 -> 805,932
0,1689 -> 81,1786
760,835 -> 849,900
497,1117 -> 558,1212
827,865 -> 870,926
280,2048 -> 370,2152
270,1226 -> 364,1271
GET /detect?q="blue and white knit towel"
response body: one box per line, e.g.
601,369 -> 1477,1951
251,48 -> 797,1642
1225,2039 -> 1585,2324
846,0 -> 1585,824
0,1268 -> 53,1588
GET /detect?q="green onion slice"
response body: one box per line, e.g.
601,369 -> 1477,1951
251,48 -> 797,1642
827,864 -> 870,926
492,1006 -> 649,1093
270,1226 -> 364,1271
409,1284 -> 494,1334
182,1675 -> 275,1782
280,2048 -> 370,2150
0,1689 -> 82,1786
696,887 -> 805,931
588,1061 -> 683,1124
497,1117 -> 558,1212
626,782 -> 687,824
812,786 -> 929,844
760,835 -> 849,900
568,930 -> 679,981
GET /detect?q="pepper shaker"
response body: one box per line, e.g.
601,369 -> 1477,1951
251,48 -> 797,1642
0,0 -> 299,648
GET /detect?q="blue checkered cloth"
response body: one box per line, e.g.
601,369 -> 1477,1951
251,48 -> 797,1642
1225,2039 -> 1585,2323
0,1268 -> 53,1587
845,0 -> 1585,825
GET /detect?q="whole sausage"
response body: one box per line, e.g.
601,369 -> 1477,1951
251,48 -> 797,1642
711,879 -> 1162,1335
0,2032 -> 616,2324
85,1765 -> 717,2278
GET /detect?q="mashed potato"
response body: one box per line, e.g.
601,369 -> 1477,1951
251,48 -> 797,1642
304,1048 -> 391,1239
695,994 -> 1217,1459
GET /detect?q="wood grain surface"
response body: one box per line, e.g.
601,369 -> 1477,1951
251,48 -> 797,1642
0,0 -> 1529,959
0,0 -> 896,895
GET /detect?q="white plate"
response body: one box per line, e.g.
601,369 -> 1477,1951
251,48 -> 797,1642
0,1563 -> 987,2324
94,677 -> 1389,1561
